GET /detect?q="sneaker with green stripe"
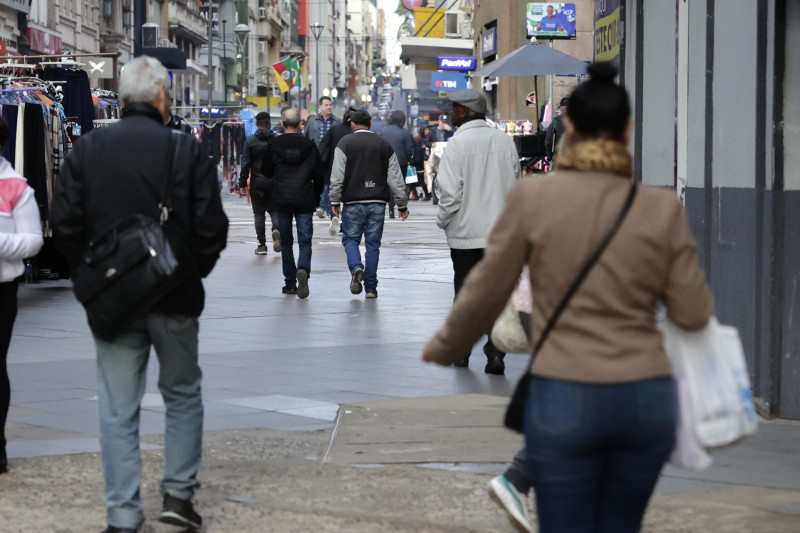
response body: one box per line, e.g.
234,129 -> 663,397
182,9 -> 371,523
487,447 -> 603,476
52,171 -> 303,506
488,475 -> 534,533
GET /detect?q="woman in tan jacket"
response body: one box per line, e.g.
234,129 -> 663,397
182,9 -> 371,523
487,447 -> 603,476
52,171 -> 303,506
423,63 -> 713,533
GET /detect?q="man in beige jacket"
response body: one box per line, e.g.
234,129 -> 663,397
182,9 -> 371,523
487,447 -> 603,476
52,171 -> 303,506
435,89 -> 520,374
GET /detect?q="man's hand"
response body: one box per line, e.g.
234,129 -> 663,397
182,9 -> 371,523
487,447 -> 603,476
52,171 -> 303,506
332,205 -> 341,217
398,209 -> 409,221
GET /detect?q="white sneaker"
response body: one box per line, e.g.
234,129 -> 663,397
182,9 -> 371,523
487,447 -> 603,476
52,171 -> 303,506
315,208 -> 325,218
329,216 -> 341,236
488,476 -> 534,533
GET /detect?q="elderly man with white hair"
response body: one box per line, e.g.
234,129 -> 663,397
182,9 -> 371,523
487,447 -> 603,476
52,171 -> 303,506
51,56 -> 229,533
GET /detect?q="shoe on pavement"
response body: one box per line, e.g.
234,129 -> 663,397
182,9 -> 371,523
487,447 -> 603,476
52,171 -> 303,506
271,229 -> 281,252
421,193 -> 432,201
350,267 -> 364,294
365,290 -> 378,299
388,210 -> 396,219
488,476 -> 534,533
454,356 -> 469,368
409,191 -> 419,200
296,269 -> 310,299
315,208 -> 325,218
282,285 -> 297,295
254,244 -> 268,255
101,527 -> 138,533
159,493 -> 202,531
329,216 -> 341,236
485,355 -> 505,375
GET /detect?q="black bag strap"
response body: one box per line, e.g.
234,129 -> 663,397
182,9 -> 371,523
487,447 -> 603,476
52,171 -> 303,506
158,132 -> 178,226
531,181 -> 638,355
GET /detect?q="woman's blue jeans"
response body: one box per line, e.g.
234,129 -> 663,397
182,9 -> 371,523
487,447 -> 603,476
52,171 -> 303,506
524,376 -> 676,533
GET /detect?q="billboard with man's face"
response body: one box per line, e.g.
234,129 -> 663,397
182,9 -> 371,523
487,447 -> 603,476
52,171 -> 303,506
526,3 -> 577,40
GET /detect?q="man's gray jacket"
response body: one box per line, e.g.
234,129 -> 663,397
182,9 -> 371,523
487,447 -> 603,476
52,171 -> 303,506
304,113 -> 342,146
435,118 -> 520,249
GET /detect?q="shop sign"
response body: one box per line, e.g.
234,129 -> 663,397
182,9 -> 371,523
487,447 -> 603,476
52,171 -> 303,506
437,56 -> 477,72
481,27 -> 497,58
525,92 -> 536,107
82,56 -> 114,79
594,0 -> 622,65
0,0 -> 30,14
431,72 -> 469,92
25,28 -> 62,55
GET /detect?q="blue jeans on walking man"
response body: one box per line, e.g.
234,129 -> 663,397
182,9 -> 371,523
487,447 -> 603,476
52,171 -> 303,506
342,203 -> 385,293
319,184 -> 332,217
276,211 -> 313,286
93,313 -> 202,530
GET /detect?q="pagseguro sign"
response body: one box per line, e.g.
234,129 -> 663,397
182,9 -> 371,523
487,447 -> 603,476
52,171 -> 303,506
437,56 -> 477,72
431,72 -> 469,92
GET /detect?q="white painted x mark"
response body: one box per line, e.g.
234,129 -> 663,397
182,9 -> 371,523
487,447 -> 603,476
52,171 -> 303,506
89,61 -> 105,74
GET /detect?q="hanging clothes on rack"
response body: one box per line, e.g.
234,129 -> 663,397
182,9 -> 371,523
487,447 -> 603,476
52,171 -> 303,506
202,122 -> 222,164
1,105 -> 18,166
39,67 -> 95,138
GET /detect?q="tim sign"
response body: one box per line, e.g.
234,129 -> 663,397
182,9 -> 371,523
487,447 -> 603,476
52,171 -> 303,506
431,72 -> 468,92
438,56 -> 477,72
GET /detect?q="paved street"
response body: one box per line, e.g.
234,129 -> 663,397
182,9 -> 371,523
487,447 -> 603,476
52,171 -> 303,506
2,195 -> 800,532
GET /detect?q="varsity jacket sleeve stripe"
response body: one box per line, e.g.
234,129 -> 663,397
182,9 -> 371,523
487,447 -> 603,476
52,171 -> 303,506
329,146 -> 347,205
387,153 -> 408,209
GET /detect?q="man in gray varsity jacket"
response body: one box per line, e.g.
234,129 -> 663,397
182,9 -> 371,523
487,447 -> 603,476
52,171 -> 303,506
329,109 -> 408,298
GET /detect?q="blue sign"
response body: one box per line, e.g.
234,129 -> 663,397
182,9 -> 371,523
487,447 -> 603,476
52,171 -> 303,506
438,56 -> 477,72
431,72 -> 469,92
481,27 -> 497,58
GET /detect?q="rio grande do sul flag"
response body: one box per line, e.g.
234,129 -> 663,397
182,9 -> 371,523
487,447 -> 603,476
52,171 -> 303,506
272,57 -> 299,92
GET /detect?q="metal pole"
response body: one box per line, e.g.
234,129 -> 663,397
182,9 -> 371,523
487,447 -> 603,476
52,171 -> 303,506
207,1 -> 213,116
548,40 -> 554,124
315,38 -> 320,108
222,19 -> 227,104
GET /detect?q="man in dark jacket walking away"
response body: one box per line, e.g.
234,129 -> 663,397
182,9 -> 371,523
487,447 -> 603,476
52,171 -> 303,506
319,107 -> 355,235
263,108 -> 325,298
330,110 -> 409,298
545,97 -> 569,163
380,110 -> 414,218
51,56 -> 228,533
305,96 -> 341,219
240,112 -> 280,254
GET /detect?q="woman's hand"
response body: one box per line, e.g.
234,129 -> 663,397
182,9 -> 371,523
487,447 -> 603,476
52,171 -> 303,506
422,333 -> 455,366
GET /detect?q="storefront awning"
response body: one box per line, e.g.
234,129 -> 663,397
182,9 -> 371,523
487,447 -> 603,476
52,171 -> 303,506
170,58 -> 207,77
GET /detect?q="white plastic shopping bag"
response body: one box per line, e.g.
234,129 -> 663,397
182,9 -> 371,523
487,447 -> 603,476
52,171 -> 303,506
661,316 -> 758,470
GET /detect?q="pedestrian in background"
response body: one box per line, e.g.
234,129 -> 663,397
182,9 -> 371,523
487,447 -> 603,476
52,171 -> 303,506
263,108 -> 325,299
368,106 -> 386,135
434,88 -> 520,375
380,110 -> 414,218
0,115 -> 44,475
423,62 -> 713,533
51,56 -> 229,533
330,109 -> 408,298
545,97 -> 569,163
320,107 -> 356,235
305,96 -> 341,219
239,111 -> 280,255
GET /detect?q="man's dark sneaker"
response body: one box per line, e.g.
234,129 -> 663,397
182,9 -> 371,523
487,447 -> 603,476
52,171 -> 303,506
454,356 -> 470,368
101,527 -> 137,533
365,290 -> 378,299
296,269 -> 310,299
271,229 -> 281,252
350,267 -> 364,294
485,355 -> 505,375
159,493 -> 202,530
421,193 -> 432,201
282,285 -> 297,295
388,210 -> 396,219
254,244 -> 268,255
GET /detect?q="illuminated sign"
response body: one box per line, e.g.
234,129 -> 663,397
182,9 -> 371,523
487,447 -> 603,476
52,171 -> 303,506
437,56 -> 477,72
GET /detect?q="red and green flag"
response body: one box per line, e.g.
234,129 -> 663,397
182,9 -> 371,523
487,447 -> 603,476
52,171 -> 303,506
272,57 -> 300,93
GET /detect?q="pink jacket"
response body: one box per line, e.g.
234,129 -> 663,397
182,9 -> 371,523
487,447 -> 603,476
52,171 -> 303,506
0,157 -> 43,282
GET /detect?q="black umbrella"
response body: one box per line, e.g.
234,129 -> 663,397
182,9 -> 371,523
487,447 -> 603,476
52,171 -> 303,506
472,40 -> 588,78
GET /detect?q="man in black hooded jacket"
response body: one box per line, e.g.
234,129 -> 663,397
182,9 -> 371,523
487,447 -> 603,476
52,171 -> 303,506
262,108 -> 324,298
240,112 -> 280,254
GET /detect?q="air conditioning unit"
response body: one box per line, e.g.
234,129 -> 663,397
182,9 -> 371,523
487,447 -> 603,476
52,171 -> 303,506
258,6 -> 267,19
444,12 -> 467,38
258,41 -> 266,53
159,39 -> 174,48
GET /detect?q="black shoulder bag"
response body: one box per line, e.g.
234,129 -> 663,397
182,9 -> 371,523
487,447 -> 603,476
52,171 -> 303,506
504,182 -> 638,432
71,133 -> 184,340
